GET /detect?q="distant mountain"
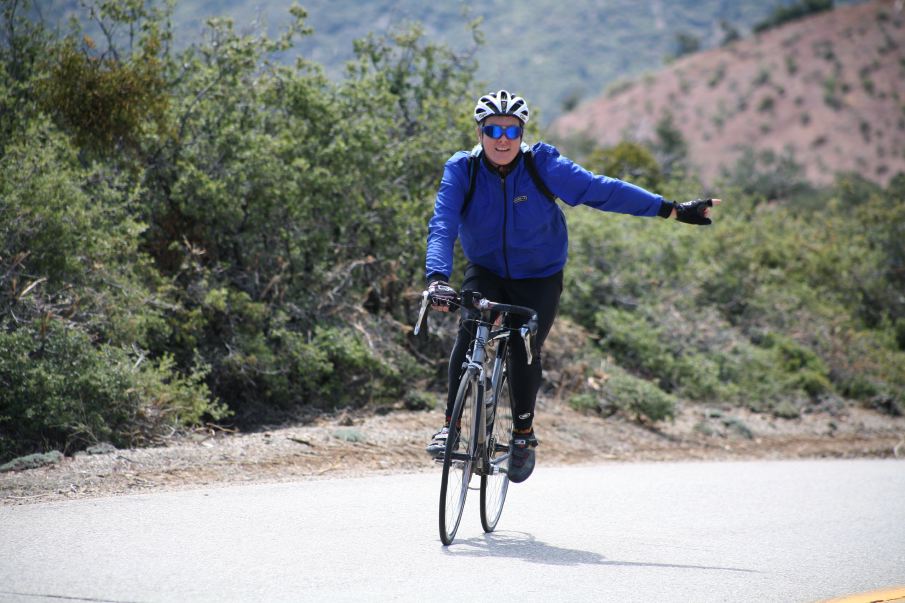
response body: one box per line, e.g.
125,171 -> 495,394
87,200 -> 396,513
550,0 -> 905,185
35,0 -> 863,124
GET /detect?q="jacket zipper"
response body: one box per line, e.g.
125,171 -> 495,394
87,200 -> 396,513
501,174 -> 511,279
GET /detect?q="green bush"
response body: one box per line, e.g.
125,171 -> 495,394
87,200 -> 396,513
285,326 -> 407,409
753,0 -> 834,33
585,141 -> 663,191
761,333 -> 833,397
568,393 -> 601,414
560,150 -> 905,420
603,370 -> 677,424
773,400 -> 801,419
0,114 -> 227,461
718,146 -> 813,202
0,322 -> 222,461
592,306 -> 720,399
35,31 -> 169,155
567,370 -> 676,424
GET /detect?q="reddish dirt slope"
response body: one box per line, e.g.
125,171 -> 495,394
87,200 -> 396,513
551,0 -> 905,186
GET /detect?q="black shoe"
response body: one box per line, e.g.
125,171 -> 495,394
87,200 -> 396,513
508,429 -> 538,483
425,426 -> 449,459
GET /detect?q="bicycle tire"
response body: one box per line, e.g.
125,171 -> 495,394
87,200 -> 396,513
439,373 -> 477,545
480,362 -> 512,533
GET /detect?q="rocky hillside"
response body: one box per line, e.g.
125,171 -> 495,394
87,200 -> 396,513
551,0 -> 905,186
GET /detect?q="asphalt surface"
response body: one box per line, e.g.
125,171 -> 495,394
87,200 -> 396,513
1,459 -> 904,602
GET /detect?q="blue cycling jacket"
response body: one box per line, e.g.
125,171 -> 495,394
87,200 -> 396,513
425,142 -> 667,281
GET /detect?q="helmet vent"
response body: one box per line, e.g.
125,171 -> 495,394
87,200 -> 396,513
472,89 -> 530,124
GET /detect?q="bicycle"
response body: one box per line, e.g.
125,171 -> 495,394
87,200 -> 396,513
414,289 -> 538,545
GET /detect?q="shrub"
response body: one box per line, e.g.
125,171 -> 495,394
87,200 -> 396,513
567,370 -> 676,424
719,146 -> 812,201
754,0 -> 834,33
723,416 -> 755,438
652,112 -> 689,177
708,63 -> 727,88
762,333 -> 833,398
332,429 -> 366,443
773,400 -> 801,419
35,30 -> 169,156
785,55 -> 798,75
0,115 -> 227,461
603,370 -> 677,424
585,141 -> 663,190
568,393 -> 601,414
824,76 -> 843,109
206,323 -> 411,420
591,306 -> 723,399
0,322 -> 222,461
758,96 -> 775,112
403,391 -> 435,411
672,32 -> 701,59
562,155 -> 905,422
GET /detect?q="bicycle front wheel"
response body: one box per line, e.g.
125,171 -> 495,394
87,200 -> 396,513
480,366 -> 512,533
439,374 -> 477,545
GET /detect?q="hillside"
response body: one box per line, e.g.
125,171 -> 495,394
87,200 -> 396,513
35,0 -> 861,125
550,0 -> 905,185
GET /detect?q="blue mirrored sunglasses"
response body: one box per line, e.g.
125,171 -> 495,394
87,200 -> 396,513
481,124 -> 523,140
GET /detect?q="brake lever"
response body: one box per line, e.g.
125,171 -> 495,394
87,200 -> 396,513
413,290 -> 430,336
519,326 -> 533,365
519,316 -> 538,364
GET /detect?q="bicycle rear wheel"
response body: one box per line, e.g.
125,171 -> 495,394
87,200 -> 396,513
439,374 -> 477,545
480,365 -> 512,533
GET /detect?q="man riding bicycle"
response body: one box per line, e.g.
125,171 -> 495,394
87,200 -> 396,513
424,89 -> 720,483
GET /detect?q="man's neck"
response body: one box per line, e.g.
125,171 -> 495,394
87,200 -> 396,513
484,154 -> 518,177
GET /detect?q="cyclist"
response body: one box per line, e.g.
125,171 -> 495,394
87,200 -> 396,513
424,89 -> 719,483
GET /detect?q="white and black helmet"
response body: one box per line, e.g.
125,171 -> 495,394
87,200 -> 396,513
473,89 -> 530,124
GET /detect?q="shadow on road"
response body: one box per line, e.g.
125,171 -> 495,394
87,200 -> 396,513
442,531 -> 758,573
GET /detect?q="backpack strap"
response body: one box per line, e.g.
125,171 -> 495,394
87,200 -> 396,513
523,148 -> 558,203
460,144 -> 557,216
460,145 -> 482,216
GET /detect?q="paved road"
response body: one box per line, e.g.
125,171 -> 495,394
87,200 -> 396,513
1,459 -> 904,602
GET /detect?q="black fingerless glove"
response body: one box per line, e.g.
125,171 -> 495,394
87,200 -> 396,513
664,198 -> 714,225
427,280 -> 457,308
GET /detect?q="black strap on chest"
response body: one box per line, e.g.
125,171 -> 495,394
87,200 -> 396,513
461,150 -> 557,216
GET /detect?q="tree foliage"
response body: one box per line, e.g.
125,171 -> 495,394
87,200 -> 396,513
753,0 -> 834,33
0,0 -> 476,460
585,141 -> 663,191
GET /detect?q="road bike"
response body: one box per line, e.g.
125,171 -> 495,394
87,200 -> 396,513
415,289 -> 538,545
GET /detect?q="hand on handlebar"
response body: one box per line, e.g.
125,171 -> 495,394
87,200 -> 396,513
427,280 -> 457,313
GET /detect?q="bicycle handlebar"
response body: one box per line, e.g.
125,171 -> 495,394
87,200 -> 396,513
413,289 -> 539,364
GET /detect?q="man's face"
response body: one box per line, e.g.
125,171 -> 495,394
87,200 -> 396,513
478,115 -> 522,168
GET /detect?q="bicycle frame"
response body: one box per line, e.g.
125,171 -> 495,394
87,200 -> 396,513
416,288 -> 538,544
461,316 -> 510,476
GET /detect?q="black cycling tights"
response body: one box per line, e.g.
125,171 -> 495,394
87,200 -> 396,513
446,263 -> 562,432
